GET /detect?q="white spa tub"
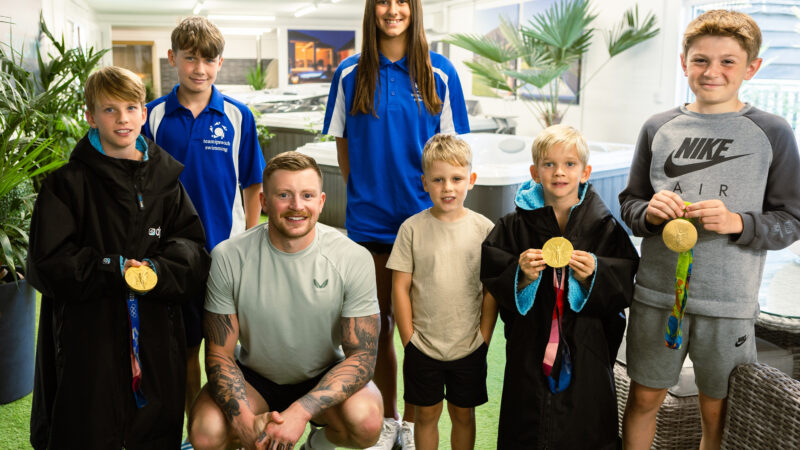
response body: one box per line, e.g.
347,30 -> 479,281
293,133 -> 635,227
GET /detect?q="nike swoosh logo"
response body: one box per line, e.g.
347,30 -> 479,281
735,335 -> 747,347
664,152 -> 751,178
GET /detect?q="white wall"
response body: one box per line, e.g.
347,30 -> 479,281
1,0 -> 107,67
107,15 -> 361,93
111,26 -> 269,96
445,0 -> 687,145
1,0 -> 42,56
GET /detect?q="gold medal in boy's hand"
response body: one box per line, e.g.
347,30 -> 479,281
662,219 -> 697,253
542,237 -> 573,268
125,265 -> 158,294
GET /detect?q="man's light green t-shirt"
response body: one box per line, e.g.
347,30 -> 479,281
205,222 -> 379,384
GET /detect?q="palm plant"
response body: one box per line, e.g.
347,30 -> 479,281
447,0 -> 659,127
0,14 -> 107,282
0,131 -> 62,282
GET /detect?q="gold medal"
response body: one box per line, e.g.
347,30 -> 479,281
662,219 -> 697,253
125,265 -> 158,294
542,237 -> 573,268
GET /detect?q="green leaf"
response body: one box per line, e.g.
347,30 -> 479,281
0,227 -> 17,270
463,60 -> 514,93
525,0 -> 595,52
445,33 -> 519,63
504,65 -> 570,89
606,5 -> 660,57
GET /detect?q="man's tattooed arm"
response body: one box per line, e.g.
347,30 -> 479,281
295,314 -> 380,418
203,312 -> 254,426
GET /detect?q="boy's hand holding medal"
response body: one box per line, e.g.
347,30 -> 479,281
123,259 -> 158,293
519,237 -> 596,284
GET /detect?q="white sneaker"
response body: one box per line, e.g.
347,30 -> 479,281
398,421 -> 415,449
366,418 -> 400,450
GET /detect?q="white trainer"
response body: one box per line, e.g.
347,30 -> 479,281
366,418 -> 400,450
398,421 -> 415,449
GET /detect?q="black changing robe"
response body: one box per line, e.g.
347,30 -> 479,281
481,183 -> 639,449
27,135 -> 210,449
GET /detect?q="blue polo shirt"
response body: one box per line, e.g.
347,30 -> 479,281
143,85 -> 265,251
323,51 -> 469,243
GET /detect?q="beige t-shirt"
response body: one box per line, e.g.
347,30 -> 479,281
387,208 -> 495,361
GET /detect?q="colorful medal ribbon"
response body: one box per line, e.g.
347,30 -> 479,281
543,268 -> 572,393
126,290 -> 147,407
663,206 -> 697,350
665,249 -> 692,349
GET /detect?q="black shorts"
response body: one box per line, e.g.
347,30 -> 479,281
402,341 -> 488,408
357,241 -> 394,255
237,361 -> 332,413
182,299 -> 203,348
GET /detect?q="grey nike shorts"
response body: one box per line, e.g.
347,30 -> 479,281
626,301 -> 757,399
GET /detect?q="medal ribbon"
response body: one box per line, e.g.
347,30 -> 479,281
665,248 -> 693,349
543,268 -> 572,393
126,290 -> 147,407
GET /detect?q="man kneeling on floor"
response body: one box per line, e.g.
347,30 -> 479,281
189,151 -> 383,450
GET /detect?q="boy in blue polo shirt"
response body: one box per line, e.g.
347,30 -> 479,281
142,16 -> 266,424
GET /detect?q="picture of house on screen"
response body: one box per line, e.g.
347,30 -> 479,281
288,29 -> 355,84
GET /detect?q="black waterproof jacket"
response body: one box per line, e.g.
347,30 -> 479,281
481,183 -> 639,449
27,135 -> 210,449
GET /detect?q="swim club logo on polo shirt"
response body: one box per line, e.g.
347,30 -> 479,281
204,122 -> 232,153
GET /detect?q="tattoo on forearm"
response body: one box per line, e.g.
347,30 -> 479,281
206,351 -> 250,422
297,314 -> 379,417
203,312 -> 234,346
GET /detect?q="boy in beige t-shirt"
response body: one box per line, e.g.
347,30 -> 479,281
387,134 -> 498,449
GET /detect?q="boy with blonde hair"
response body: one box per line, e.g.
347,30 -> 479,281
142,16 -> 266,420
28,66 -> 209,449
387,134 -> 497,449
482,124 -> 639,448
620,10 -> 800,449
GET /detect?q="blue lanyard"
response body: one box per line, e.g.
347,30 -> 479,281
126,291 -> 147,408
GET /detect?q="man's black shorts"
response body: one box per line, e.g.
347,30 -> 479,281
237,361 -> 333,413
402,341 -> 488,408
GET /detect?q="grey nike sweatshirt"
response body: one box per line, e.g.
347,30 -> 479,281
619,104 -> 800,319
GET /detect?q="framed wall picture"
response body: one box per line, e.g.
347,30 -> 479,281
287,29 -> 355,84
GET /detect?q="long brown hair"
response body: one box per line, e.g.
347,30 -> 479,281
350,0 -> 442,117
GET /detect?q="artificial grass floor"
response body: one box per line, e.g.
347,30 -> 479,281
0,295 -> 506,449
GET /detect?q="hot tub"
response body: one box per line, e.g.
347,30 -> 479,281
257,109 -> 510,162
293,133 -> 635,227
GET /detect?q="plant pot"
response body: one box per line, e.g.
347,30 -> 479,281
0,279 -> 36,404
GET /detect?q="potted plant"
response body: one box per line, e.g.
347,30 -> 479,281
0,13 -> 106,404
247,63 -> 267,91
447,0 -> 659,127
0,108 -> 63,406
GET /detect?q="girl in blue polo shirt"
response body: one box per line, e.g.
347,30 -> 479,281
323,0 -> 469,447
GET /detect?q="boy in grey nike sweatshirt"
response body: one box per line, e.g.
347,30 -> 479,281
618,10 -> 800,450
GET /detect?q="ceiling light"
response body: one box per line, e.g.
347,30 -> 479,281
331,0 -> 342,3
294,4 -> 317,18
209,15 -> 276,22
192,1 -> 204,15
218,27 -> 273,36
